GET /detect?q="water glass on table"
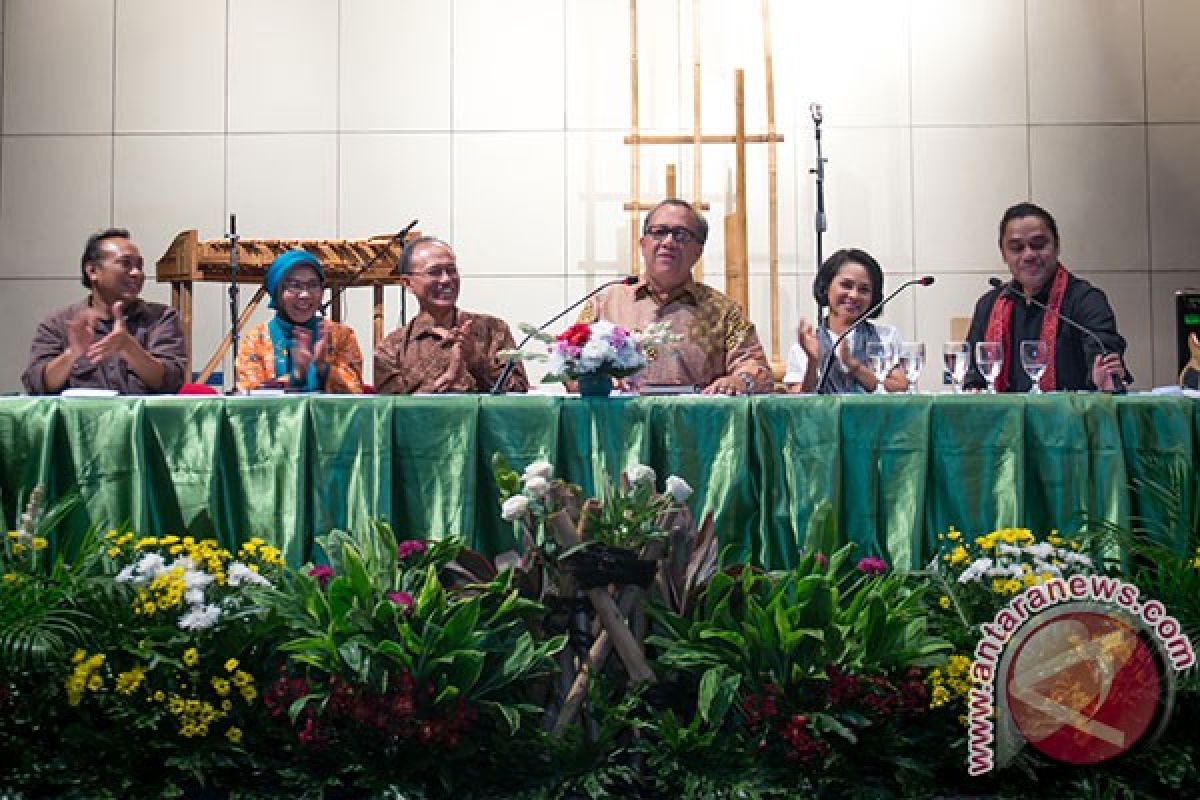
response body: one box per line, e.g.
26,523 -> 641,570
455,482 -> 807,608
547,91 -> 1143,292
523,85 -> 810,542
866,341 -> 896,394
899,342 -> 925,394
975,341 -> 1003,394
1020,340 -> 1050,394
943,341 -> 969,393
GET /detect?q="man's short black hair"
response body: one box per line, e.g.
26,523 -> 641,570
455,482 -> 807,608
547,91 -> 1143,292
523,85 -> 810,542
642,198 -> 709,246
998,202 -> 1060,247
81,228 -> 132,288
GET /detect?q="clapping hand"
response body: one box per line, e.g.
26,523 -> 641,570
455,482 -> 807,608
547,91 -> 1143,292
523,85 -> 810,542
291,322 -> 331,380
430,319 -> 475,392
1091,352 -> 1125,392
796,318 -> 820,361
85,302 -> 135,362
66,309 -> 99,361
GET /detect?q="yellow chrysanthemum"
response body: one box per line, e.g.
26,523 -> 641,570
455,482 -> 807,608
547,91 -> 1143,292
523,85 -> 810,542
211,677 -> 231,696
115,667 -> 147,695
938,595 -> 952,610
182,647 -> 200,667
232,670 -> 253,687
31,537 -> 49,551
947,529 -> 962,541
225,726 -> 243,743
86,674 -> 104,692
931,685 -> 951,708
2,573 -> 20,586
947,545 -> 969,567
239,686 -> 257,703
224,658 -> 239,673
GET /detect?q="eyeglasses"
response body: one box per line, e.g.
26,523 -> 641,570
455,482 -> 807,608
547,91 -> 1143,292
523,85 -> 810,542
645,226 -> 701,245
282,280 -> 323,294
408,267 -> 459,279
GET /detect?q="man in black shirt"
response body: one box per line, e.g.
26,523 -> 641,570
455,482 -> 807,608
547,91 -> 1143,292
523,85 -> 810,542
964,203 -> 1129,392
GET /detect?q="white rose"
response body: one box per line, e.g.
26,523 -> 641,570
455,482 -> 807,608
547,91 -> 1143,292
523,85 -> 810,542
524,475 -> 550,498
665,475 -> 692,503
523,460 -> 554,482
625,464 -> 656,487
501,494 -> 531,521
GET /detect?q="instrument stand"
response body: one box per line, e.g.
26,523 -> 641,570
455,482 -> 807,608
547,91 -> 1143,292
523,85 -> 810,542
226,214 -> 241,394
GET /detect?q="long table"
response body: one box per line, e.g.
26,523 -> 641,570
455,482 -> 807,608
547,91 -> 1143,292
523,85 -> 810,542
1,394 -> 1195,570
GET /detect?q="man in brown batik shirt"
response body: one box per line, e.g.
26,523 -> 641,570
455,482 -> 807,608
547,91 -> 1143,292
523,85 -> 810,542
374,237 -> 528,394
22,228 -> 187,395
578,199 -> 771,395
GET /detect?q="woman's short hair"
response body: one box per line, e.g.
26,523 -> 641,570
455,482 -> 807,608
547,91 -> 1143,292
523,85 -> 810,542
812,248 -> 885,320
998,202 -> 1059,247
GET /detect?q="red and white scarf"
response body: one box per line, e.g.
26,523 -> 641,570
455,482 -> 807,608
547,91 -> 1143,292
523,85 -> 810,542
984,264 -> 1069,392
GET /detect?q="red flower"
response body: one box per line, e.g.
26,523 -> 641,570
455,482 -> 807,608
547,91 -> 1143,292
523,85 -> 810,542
856,556 -> 888,576
387,590 -> 414,610
557,323 -> 592,348
396,540 -> 428,561
307,564 -> 334,588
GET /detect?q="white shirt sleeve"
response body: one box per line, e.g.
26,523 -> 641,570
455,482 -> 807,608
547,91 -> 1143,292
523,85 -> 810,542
782,342 -> 809,384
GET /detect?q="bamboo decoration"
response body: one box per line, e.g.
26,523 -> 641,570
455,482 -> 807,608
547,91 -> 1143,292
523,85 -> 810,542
629,0 -> 642,275
762,0 -> 782,374
692,0 -> 705,282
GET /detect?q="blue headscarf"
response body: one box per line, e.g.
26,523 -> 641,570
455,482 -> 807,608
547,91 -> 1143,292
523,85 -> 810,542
264,249 -> 325,391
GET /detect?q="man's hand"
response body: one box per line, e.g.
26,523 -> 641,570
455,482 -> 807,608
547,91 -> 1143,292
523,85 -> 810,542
703,374 -> 751,396
86,302 -> 135,362
1091,352 -> 1125,392
66,309 -> 98,361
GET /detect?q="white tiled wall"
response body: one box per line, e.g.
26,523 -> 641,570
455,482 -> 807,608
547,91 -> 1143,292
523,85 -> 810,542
1,0 -> 1199,392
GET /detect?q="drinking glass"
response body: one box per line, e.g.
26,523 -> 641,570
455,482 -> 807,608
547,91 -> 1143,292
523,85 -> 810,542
943,341 -> 969,393
866,341 -> 895,394
898,342 -> 925,394
1020,340 -> 1050,394
975,341 -> 1004,394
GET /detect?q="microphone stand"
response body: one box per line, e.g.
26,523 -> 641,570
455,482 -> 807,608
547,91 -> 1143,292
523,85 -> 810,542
989,278 -> 1126,394
813,276 -> 934,394
808,103 -> 827,272
491,276 -> 637,395
226,214 -> 240,394
320,219 -> 417,318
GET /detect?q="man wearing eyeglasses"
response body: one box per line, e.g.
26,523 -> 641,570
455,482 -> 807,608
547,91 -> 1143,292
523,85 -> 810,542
577,199 -> 771,395
22,228 -> 187,394
375,237 -> 528,393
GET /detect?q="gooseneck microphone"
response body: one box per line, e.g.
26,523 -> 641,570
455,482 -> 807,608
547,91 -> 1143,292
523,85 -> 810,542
813,275 -> 935,394
320,219 -> 419,316
987,277 -> 1125,393
490,275 -> 639,395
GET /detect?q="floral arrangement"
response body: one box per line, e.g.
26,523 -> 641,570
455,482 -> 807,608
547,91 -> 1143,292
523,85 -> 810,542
505,319 -> 678,382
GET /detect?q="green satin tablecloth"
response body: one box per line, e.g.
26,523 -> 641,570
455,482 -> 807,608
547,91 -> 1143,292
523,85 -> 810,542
0,394 -> 1194,569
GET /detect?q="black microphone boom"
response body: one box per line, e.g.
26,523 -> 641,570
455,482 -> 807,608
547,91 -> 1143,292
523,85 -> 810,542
813,275 -> 935,395
320,219 -> 418,316
490,275 -> 638,394
986,277 -> 1125,393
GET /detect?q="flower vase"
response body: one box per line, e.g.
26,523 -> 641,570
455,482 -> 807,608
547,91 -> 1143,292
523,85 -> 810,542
577,373 -> 614,398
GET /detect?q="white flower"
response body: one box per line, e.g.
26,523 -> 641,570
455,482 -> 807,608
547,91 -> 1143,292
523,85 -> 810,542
501,495 -> 531,521
546,349 -> 569,377
227,562 -> 269,587
579,338 -> 615,371
590,319 -> 616,340
995,543 -> 1022,557
958,557 -> 993,583
1063,552 -> 1093,568
178,604 -> 222,631
1023,543 -> 1054,560
185,588 -> 206,606
183,569 -> 214,591
523,460 -> 554,482
115,565 -> 137,583
665,475 -> 692,503
136,552 -> 166,579
524,475 -> 550,498
1009,564 -> 1025,579
625,464 -> 656,487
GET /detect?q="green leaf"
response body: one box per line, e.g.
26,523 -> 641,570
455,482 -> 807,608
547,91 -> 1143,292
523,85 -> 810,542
697,666 -> 740,727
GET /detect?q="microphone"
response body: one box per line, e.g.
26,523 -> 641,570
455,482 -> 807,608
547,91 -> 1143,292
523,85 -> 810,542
491,275 -> 639,394
809,102 -> 823,125
987,277 -> 1125,393
320,220 -> 418,315
813,275 -> 935,394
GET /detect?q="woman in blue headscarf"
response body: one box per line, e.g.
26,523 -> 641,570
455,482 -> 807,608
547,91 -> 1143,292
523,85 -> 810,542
235,249 -> 364,392
783,248 -> 908,394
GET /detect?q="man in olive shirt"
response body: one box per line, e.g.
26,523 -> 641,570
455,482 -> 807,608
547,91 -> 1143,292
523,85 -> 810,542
578,198 -> 772,395
374,237 -> 528,394
22,228 -> 187,395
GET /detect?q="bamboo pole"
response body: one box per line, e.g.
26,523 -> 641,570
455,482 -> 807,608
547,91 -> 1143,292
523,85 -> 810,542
624,132 -> 783,145
731,69 -> 749,311
665,163 -> 677,198
762,0 -> 781,371
629,0 -> 641,275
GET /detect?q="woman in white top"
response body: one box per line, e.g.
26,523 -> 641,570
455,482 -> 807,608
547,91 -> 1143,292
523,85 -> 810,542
783,248 -> 909,394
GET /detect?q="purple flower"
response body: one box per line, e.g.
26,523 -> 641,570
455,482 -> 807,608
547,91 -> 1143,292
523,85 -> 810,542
307,564 -> 334,588
387,591 -> 414,611
856,556 -> 888,576
396,540 -> 427,561
813,552 -> 828,568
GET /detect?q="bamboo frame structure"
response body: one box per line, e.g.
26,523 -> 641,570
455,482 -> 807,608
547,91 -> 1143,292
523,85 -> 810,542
625,0 -> 784,372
